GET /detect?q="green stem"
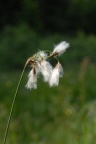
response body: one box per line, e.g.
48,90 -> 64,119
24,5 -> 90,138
3,65 -> 26,144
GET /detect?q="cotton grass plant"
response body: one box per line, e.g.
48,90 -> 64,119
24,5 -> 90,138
3,41 -> 69,144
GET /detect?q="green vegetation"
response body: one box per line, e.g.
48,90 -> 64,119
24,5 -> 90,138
0,0 -> 96,34
0,25 -> 96,70
0,24 -> 96,144
0,0 -> 96,143
0,58 -> 96,144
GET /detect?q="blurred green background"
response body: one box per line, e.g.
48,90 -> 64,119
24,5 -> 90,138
0,0 -> 96,144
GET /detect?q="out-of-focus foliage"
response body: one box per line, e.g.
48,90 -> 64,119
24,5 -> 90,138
0,0 -> 96,143
0,25 -> 96,70
0,25 -> 39,69
0,63 -> 96,144
0,0 -> 96,34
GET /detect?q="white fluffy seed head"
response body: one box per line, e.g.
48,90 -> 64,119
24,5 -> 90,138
58,63 -> 63,77
49,68 -> 59,87
35,62 -> 42,75
53,41 -> 69,56
40,60 -> 53,82
49,62 -> 63,87
25,41 -> 69,90
25,68 -> 37,90
36,51 -> 48,61
39,51 -> 47,58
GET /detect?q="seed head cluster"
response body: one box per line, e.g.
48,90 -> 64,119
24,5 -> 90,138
25,41 -> 69,90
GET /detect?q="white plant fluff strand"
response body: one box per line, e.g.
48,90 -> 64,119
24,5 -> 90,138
26,41 -> 69,89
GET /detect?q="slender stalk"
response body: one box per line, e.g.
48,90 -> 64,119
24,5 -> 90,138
47,52 -> 58,59
3,65 -> 26,144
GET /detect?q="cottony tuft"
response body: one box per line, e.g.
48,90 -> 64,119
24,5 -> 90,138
25,41 -> 69,89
